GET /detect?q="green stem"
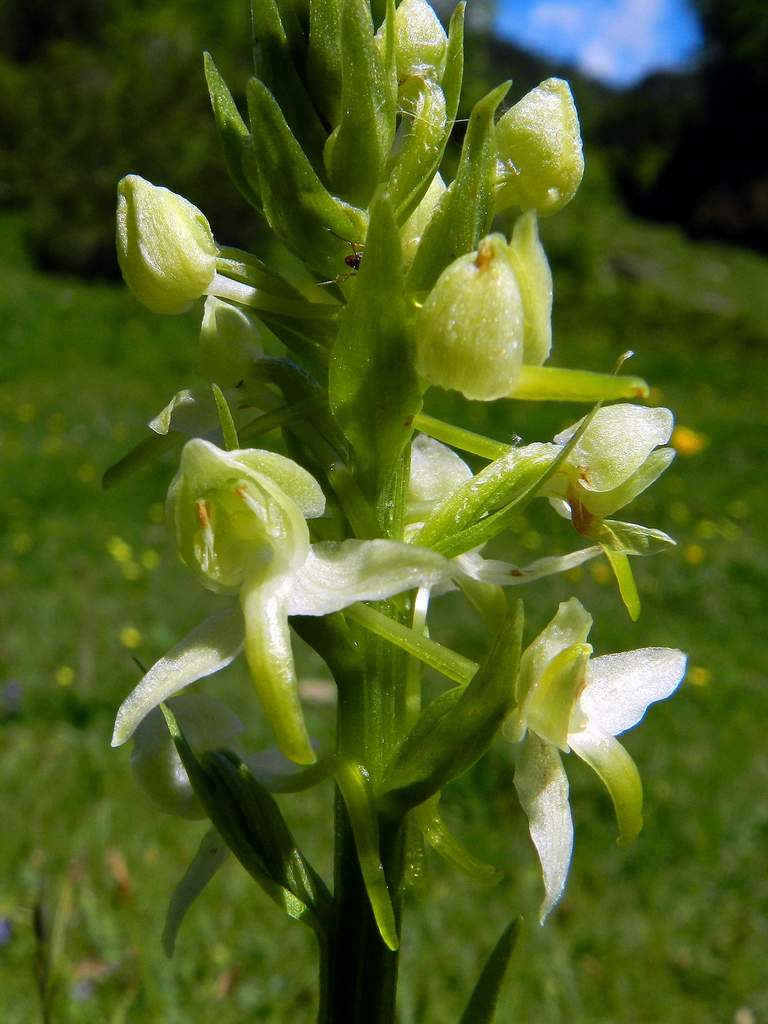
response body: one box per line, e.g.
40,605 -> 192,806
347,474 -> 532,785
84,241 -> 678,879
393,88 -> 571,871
345,602 -> 477,684
413,412 -> 511,460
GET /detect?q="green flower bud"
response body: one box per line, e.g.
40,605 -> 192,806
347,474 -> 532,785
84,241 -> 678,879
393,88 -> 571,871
415,233 -> 525,401
116,174 -> 218,315
495,79 -> 584,215
167,439 -> 325,594
196,295 -> 267,387
390,0 -> 448,82
400,172 -> 446,265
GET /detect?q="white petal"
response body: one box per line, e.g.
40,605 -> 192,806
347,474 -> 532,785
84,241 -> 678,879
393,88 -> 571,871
131,693 -> 244,820
457,546 -> 601,585
554,405 -> 673,492
285,540 -> 451,616
514,734 -> 573,922
112,605 -> 244,746
516,596 -> 592,705
407,434 -> 472,520
579,648 -> 687,737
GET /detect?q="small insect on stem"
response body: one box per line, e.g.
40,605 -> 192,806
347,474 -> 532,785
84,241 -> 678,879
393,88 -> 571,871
317,229 -> 365,287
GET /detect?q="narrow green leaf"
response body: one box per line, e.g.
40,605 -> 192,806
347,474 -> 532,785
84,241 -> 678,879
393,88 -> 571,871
380,601 -> 523,811
336,759 -> 400,951
307,0 -> 343,125
102,430 -> 182,490
160,706 -> 331,933
442,4 -> 466,124
246,78 -> 368,276
324,0 -> 397,207
250,0 -> 326,162
329,190 -> 421,503
204,53 -> 261,209
162,828 -> 228,957
458,920 -> 522,1024
211,384 -> 240,451
415,796 -> 502,884
407,80 -> 511,295
601,545 -> 641,620
388,76 -> 448,224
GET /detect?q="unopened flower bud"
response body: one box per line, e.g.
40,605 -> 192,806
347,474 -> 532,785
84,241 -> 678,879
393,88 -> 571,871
415,234 -> 525,401
391,0 -> 448,81
495,79 -> 584,215
400,172 -> 446,265
116,174 -> 218,315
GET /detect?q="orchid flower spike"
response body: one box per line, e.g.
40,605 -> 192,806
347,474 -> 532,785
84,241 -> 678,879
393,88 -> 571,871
509,597 -> 686,921
113,440 -> 451,764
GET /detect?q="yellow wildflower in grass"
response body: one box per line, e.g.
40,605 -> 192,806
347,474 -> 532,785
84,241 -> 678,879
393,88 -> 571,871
140,549 -> 160,570
122,562 -> 142,581
688,666 -> 712,687
683,543 -> 705,565
671,425 -> 709,457
55,666 -> 75,687
590,562 -> 611,584
726,499 -> 749,519
120,626 -> 142,649
17,402 -> 36,423
107,536 -> 133,563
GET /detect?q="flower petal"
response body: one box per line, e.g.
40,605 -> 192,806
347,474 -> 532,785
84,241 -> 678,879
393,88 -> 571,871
514,734 -> 573,922
554,405 -> 673,492
579,647 -> 687,737
581,447 -> 675,518
457,546 -> 601,586
131,693 -> 244,819
407,433 -> 473,521
516,596 -> 592,706
112,605 -> 244,746
240,574 -> 315,765
285,540 -> 451,616
568,729 -> 643,845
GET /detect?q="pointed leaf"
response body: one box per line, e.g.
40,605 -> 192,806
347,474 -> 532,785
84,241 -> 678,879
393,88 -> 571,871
513,734 -> 573,922
250,0 -> 326,161
203,53 -> 260,208
381,601 -> 523,810
568,730 -> 643,845
162,828 -> 229,957
601,545 -> 641,621
407,80 -> 511,295
112,605 -> 244,746
459,919 -> 521,1024
596,519 -> 676,556
307,0 -> 343,125
324,0 -> 396,207
329,190 -> 421,502
336,759 -> 399,951
246,78 -> 367,276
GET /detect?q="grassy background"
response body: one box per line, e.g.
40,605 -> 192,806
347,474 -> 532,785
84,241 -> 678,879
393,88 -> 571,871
1,154 -> 767,1021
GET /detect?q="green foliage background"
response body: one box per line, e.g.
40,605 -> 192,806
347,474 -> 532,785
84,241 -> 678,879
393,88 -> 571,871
1,2 -> 767,1020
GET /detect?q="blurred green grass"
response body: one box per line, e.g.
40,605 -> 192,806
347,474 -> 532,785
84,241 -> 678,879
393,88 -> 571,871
1,161 -> 767,1022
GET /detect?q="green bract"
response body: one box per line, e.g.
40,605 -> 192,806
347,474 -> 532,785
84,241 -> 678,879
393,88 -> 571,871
495,78 -> 584,215
116,175 -> 218,314
510,598 -> 686,920
389,0 -> 448,82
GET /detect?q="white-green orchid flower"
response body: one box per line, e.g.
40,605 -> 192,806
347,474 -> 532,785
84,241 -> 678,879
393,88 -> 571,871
510,597 -> 686,921
112,439 -> 452,765
538,404 -> 677,617
407,434 -> 602,589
